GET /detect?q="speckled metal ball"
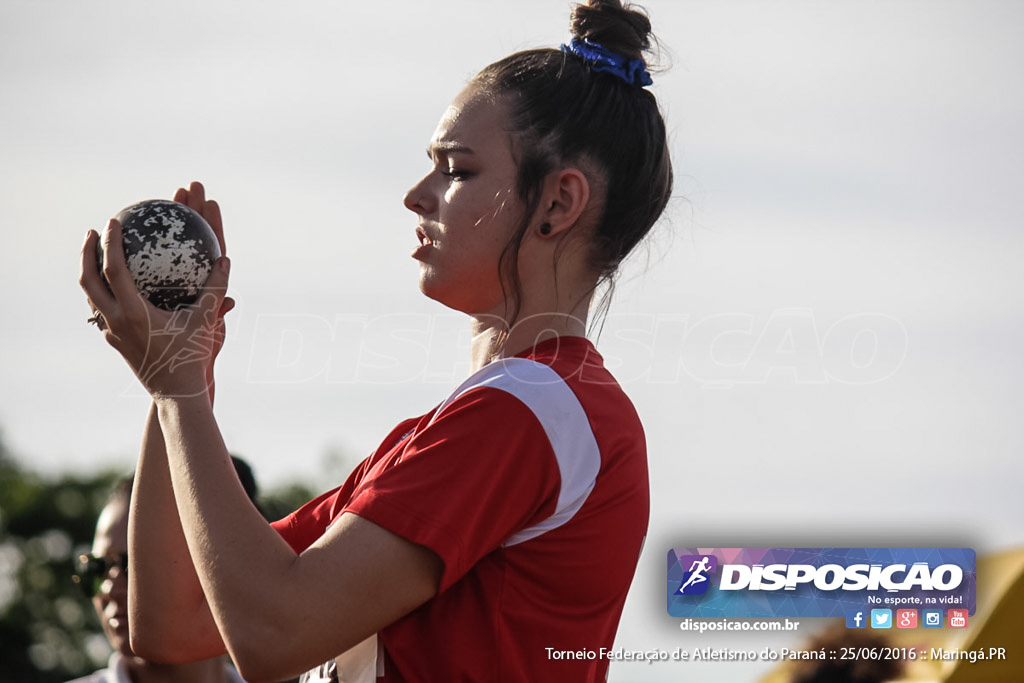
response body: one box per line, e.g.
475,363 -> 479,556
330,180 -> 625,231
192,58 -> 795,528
99,199 -> 222,310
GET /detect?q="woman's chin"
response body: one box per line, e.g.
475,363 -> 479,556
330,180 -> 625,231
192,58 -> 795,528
419,273 -> 505,315
417,273 -> 456,307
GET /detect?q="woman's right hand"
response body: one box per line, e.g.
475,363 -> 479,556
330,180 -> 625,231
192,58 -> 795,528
173,182 -> 235,403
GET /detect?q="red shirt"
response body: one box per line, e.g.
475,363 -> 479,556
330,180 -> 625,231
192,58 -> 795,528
273,337 -> 649,681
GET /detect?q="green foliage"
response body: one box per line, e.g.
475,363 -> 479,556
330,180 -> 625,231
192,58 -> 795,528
0,437 -> 121,682
260,481 -> 318,523
0,430 -> 319,682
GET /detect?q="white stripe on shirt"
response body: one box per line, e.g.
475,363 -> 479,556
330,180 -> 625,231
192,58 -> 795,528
431,357 -> 600,547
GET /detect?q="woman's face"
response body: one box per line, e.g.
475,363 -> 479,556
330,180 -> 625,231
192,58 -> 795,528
90,497 -> 132,656
404,88 -> 524,317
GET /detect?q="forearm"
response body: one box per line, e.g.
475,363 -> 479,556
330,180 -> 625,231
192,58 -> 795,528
153,394 -> 441,682
153,394 -> 311,676
129,403 -> 225,661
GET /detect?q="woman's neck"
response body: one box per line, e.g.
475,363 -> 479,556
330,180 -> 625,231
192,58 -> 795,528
468,303 -> 590,372
467,241 -> 600,371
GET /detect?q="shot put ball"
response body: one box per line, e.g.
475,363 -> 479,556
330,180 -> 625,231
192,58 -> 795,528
97,199 -> 222,310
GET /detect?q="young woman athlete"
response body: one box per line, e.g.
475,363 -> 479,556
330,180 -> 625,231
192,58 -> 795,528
79,1 -> 673,680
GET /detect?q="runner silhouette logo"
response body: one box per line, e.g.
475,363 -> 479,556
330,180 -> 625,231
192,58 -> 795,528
675,555 -> 718,595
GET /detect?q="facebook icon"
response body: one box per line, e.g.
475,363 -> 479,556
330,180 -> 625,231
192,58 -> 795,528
846,609 -> 866,629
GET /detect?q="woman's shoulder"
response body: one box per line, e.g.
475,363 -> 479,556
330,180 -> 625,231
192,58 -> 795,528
428,336 -> 637,429
432,348 -> 587,424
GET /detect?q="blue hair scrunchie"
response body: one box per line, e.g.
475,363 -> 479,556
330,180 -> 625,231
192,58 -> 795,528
559,37 -> 653,87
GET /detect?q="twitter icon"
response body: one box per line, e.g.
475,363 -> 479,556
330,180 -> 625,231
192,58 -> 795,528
870,609 -> 892,629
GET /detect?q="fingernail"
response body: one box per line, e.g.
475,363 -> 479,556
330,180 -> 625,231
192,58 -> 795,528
219,256 -> 231,274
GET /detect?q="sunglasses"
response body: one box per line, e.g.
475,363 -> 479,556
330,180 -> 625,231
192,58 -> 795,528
73,553 -> 128,597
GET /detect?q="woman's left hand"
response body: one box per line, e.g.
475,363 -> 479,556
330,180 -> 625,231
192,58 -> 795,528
79,204 -> 232,401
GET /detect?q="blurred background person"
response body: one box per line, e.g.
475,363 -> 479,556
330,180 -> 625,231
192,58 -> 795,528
67,456 -> 261,683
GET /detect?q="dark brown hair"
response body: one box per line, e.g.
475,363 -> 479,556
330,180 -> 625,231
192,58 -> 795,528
472,0 -> 673,327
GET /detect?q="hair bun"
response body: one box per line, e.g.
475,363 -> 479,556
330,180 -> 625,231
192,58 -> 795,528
570,0 -> 652,61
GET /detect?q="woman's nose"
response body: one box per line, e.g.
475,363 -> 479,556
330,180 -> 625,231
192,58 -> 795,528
403,173 -> 435,215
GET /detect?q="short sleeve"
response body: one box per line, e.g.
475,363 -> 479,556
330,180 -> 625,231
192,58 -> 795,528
270,418 -> 420,554
344,385 -> 563,591
270,485 -> 347,554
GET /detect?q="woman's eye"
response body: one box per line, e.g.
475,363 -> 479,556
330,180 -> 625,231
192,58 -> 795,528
441,169 -> 472,181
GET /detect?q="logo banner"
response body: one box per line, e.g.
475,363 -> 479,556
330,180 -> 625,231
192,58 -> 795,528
667,547 -> 976,619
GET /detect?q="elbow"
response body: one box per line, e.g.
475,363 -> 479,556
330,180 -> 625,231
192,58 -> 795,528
228,640 -> 305,683
226,623 -> 326,683
129,610 -> 172,662
129,628 -> 192,664
234,661 -> 323,683
129,610 -> 226,664
232,663 -> 284,683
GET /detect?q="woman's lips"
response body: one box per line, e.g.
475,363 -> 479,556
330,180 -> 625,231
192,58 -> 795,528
412,227 -> 435,259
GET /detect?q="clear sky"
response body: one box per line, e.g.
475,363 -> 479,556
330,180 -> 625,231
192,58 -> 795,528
2,1 -> 1022,680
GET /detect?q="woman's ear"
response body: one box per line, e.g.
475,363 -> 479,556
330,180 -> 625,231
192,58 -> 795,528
535,168 -> 590,238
